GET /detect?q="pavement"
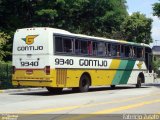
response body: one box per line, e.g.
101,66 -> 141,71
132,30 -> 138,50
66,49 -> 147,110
0,87 -> 45,93
0,78 -> 160,94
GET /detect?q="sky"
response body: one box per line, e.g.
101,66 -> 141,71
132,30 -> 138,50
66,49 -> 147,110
126,0 -> 160,46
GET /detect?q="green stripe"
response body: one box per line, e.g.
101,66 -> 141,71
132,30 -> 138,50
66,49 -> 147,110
112,60 -> 128,85
119,60 -> 136,84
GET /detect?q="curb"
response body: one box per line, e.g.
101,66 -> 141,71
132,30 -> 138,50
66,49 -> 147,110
0,87 -> 45,93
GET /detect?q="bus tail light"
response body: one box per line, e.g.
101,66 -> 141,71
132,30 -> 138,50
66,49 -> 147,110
26,69 -> 33,75
12,66 -> 16,74
45,66 -> 50,75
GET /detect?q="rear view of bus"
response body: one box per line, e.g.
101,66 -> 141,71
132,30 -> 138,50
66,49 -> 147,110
12,27 -> 154,94
12,28 -> 53,89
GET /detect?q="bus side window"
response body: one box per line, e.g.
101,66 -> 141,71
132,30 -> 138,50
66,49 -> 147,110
93,42 -> 97,56
125,46 -> 130,57
133,46 -> 137,58
117,45 -> 120,57
111,44 -> 119,57
137,47 -> 143,58
80,40 -> 88,55
75,39 -> 81,54
97,42 -> 105,56
55,36 -> 73,54
63,38 -> 72,53
111,44 -> 117,56
121,45 -> 125,57
87,41 -> 92,55
108,43 -> 111,56
105,43 -> 108,56
55,36 -> 63,53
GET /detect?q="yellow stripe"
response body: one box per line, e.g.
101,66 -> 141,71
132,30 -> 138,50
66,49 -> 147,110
62,99 -> 160,120
29,106 -> 79,114
106,59 -> 121,84
94,99 -> 160,114
19,92 -> 160,114
0,90 -> 4,93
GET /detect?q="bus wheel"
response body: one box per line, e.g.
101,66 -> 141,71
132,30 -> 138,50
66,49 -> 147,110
46,87 -> 63,94
136,75 -> 142,88
79,74 -> 90,92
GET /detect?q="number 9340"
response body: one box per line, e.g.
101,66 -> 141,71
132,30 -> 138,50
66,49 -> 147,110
21,61 -> 39,67
55,58 -> 74,65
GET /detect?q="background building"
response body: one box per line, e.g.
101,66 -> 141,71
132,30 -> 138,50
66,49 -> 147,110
152,46 -> 160,77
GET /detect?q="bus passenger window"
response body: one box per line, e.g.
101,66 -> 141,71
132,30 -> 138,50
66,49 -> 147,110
55,36 -> 73,53
117,45 -> 120,57
108,44 -> 111,56
75,40 -> 80,54
133,47 -> 137,58
63,38 -> 72,53
87,41 -> 92,55
125,46 -> 130,57
111,44 -> 118,57
137,47 -> 143,58
121,45 -> 125,57
80,40 -> 88,54
55,37 -> 63,52
93,42 -> 97,56
105,43 -> 108,56
97,42 -> 105,56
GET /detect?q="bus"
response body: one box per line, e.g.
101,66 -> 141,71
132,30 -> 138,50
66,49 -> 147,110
12,27 -> 154,93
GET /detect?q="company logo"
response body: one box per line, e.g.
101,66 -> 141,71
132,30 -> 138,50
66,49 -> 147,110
22,35 -> 38,45
137,61 -> 143,69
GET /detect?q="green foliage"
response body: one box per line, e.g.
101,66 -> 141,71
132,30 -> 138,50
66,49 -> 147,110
0,0 -> 153,61
35,9 -> 58,26
0,31 -> 11,61
152,57 -> 160,73
0,61 -> 13,89
121,12 -> 153,44
153,1 -> 160,17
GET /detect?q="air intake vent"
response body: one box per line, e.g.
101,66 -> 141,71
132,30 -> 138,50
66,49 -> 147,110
56,69 -> 67,86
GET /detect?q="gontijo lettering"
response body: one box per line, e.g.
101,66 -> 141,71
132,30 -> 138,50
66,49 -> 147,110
79,59 -> 107,67
17,35 -> 43,51
17,46 -> 43,51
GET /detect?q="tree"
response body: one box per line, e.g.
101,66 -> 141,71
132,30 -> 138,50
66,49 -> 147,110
32,0 -> 128,37
153,1 -> 160,18
0,0 -> 154,61
0,31 -> 10,61
0,0 -> 128,61
152,57 -> 160,78
121,12 -> 153,44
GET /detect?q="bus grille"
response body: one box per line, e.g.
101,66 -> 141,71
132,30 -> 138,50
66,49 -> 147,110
56,69 -> 67,86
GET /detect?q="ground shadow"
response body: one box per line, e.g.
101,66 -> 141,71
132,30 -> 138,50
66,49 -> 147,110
143,83 -> 160,88
10,85 -> 150,96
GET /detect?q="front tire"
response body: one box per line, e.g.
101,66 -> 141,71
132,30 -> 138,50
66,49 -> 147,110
46,87 -> 63,94
136,76 -> 142,88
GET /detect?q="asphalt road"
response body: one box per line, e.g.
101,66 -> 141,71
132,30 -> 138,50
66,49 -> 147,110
0,84 -> 160,120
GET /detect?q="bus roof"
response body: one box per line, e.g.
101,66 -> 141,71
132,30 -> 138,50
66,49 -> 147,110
16,27 -> 150,48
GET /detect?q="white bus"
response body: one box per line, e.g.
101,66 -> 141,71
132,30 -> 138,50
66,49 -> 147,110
12,27 -> 154,93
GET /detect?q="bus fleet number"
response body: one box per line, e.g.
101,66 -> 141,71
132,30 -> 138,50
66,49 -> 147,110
21,61 -> 39,67
55,58 -> 74,65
